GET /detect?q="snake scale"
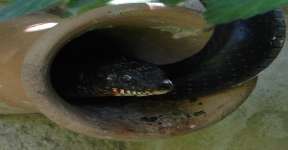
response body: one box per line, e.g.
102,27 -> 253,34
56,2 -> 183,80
50,10 -> 285,101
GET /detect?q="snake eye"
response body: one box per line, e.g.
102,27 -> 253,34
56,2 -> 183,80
122,75 -> 132,81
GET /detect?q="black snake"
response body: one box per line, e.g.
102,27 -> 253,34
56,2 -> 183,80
50,10 -> 285,101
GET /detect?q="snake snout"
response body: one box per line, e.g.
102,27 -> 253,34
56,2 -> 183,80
159,79 -> 174,91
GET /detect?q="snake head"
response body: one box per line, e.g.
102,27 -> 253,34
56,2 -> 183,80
95,59 -> 173,97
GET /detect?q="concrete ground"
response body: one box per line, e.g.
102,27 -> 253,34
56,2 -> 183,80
0,10 -> 287,150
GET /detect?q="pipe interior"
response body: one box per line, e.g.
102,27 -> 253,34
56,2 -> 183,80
47,14 -> 213,132
48,26 -> 195,131
49,26 -> 177,105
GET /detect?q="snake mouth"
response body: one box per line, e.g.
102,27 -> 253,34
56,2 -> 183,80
112,88 -> 171,97
111,79 -> 174,97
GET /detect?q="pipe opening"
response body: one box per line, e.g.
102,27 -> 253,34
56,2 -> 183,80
43,6 -> 215,138
48,26 -> 206,137
48,21 -> 216,131
24,5 -> 255,139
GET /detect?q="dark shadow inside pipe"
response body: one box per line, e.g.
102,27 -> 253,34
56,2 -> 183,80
49,26 -> 174,105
